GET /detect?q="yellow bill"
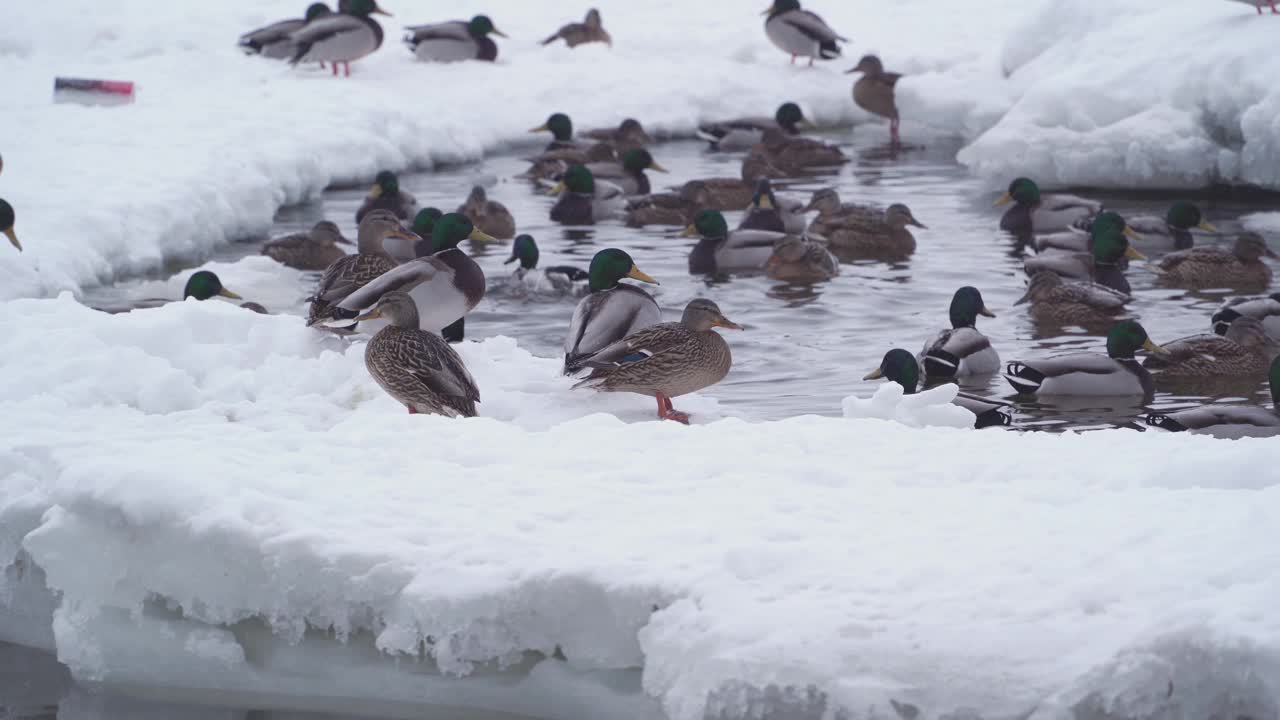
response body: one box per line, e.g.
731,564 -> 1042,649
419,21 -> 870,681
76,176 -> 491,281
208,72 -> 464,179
368,184 -> 384,199
1143,339 -> 1169,355
529,123 -> 550,133
1122,226 -> 1142,241
218,288 -> 242,300
863,368 -> 884,380
1198,221 -> 1218,232
1124,245 -> 1147,261
3,227 -> 19,252
548,182 -> 567,196
627,265 -> 659,285
468,228 -> 498,243
679,224 -> 698,238
993,192 -> 1013,207
648,161 -> 669,173
980,306 -> 996,318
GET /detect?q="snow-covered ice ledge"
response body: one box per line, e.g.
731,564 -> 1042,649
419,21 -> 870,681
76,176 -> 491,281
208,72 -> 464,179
2,298 -> 1279,719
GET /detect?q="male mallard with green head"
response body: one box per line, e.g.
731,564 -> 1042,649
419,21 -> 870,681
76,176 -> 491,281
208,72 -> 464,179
586,149 -> 668,196
356,170 -> 417,223
262,220 -> 352,271
289,0 -> 390,76
1024,212 -> 1145,294
864,349 -> 1011,428
530,113 -> 577,151
1005,320 -> 1168,397
405,14 -> 506,62
1145,356 -> 1280,438
763,0 -> 846,66
549,165 -> 625,225
504,234 -> 588,294
1156,232 -> 1276,290
996,177 -> 1101,236
1212,292 -> 1280,337
1067,201 -> 1217,251
698,102 -> 813,152
573,299 -> 741,424
240,2 -> 331,60
682,209 -> 781,275
919,287 -> 999,380
357,291 -> 480,417
563,249 -> 660,374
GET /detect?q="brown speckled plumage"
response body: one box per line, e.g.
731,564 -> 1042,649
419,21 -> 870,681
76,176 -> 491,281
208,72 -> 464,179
1016,271 -> 1130,326
262,221 -> 351,271
757,128 -> 847,174
362,292 -> 479,417
583,118 -> 651,152
626,181 -> 712,227
815,202 -> 924,259
1142,317 -> 1275,378
767,235 -> 839,283
541,8 -> 612,48
1157,232 -> 1276,290
457,186 -> 516,239
307,213 -> 415,326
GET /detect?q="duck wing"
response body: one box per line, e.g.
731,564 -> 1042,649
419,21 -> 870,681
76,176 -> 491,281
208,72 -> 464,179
784,10 -> 848,43
334,256 -> 452,312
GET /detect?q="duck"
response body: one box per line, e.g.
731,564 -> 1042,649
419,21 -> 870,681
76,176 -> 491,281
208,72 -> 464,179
239,2 -> 331,60
1142,317 -> 1276,379
685,154 -> 782,211
815,203 -> 924,259
306,212 -> 418,328
529,112 -> 577,152
757,128 -> 848,174
625,181 -> 712,228
919,287 -> 999,380
404,14 -> 506,62
682,209 -> 781,275
847,55 -> 902,144
1212,292 -> 1280,337
739,179 -> 807,234
0,198 -> 19,251
1004,320 -> 1168,397
408,207 -> 444,258
583,119 -> 652,152
321,213 -> 496,341
697,102 -> 812,152
996,177 -> 1102,236
586,149 -> 668,196
1015,271 -> 1131,326
1067,201 -> 1217,252
261,220 -> 351,270
563,248 -> 661,375
356,170 -> 417,223
1155,232 -> 1276,290
289,0 -> 389,77
541,8 -> 612,48
864,349 -> 1012,429
1024,212 -> 1144,294
766,235 -> 839,283
356,291 -> 480,417
549,164 -> 625,225
763,0 -> 847,66
1227,0 -> 1279,14
520,141 -> 619,182
504,234 -> 589,294
457,185 -> 515,240
182,271 -> 242,302
1145,356 -> 1280,438
572,299 -> 740,424
803,189 -> 881,236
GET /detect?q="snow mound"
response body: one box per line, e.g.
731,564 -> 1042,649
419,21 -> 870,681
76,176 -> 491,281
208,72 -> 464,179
841,381 -> 975,429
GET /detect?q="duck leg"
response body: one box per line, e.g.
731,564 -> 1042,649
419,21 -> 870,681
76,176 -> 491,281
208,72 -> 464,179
1271,1 -> 1278,13
656,392 -> 691,425
408,406 -> 418,415
890,118 -> 900,145
790,54 -> 796,65
343,62 -> 351,77
331,62 -> 338,76
808,57 -> 814,68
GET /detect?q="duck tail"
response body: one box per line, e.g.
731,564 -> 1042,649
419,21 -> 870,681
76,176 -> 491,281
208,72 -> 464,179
1003,361 -> 1044,395
974,408 -> 1012,429
540,31 -> 561,46
1144,413 -> 1187,432
818,40 -> 841,60
922,349 -> 960,379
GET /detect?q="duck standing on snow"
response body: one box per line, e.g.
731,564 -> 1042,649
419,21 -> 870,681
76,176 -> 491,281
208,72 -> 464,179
573,299 -> 741,425
1142,316 -> 1276,379
625,181 -> 713,228
996,177 -> 1102,236
240,3 -> 331,60
1156,232 -> 1276,290
563,248 -> 660,374
864,349 -> 1012,429
766,235 -> 839,283
405,14 -> 506,62
457,186 -> 515,240
1004,320 -> 1168,397
289,0 -> 390,77
357,291 -> 480,417
542,8 -> 612,48
697,102 -> 812,152
0,198 -> 19,251
1015,271 -> 1130,326
549,165 -> 625,225
504,234 -> 589,294
1146,356 -> 1280,438
763,0 -> 847,66
323,213 -> 496,341
307,212 -> 418,328
739,179 -> 807,234
919,287 -> 999,380
356,171 -> 417,223
261,220 -> 351,270
1227,0 -> 1279,14
847,55 -> 902,145
682,209 -> 781,275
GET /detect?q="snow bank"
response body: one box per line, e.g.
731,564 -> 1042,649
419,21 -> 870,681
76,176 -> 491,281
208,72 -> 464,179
2,297 -> 1279,719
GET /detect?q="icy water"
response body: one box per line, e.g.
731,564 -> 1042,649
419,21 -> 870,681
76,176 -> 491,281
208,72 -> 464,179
82,132 -> 1278,429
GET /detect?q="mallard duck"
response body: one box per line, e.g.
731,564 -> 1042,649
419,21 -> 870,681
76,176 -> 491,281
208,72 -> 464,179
1145,356 -> 1280,438
1024,212 -> 1144,294
763,0 -> 846,66
520,141 -> 618,182
996,178 -> 1102,236
1005,320 -> 1168,397
1156,232 -> 1276,290
457,186 -> 515,240
0,198 -> 19,251
307,212 -> 418,327
404,14 -> 506,62
847,55 -> 902,144
1036,209 -> 1145,254
573,299 -> 740,424
240,3 -> 331,60
583,119 -> 652,152
815,203 -> 924,259
682,209 -> 780,275
1015,271 -> 1130,326
864,349 -> 1012,429
803,189 -> 881,236
549,164 -> 625,225
766,235 -> 839,283
585,149 -> 668,196
541,8 -> 612,48
261,220 -> 351,270
289,0 -> 389,76
504,234 -> 588,294
758,128 -> 848,174
357,291 -> 479,417
625,181 -> 712,228
322,213 -> 495,340
1212,292 -> 1280,337
1142,316 -> 1276,379
684,153 -> 781,211
356,171 -> 417,223
697,102 -> 812,152
1228,0 -> 1279,14
529,112 -> 577,151
408,207 -> 444,256
919,287 -> 999,379
1067,201 -> 1217,251
563,248 -> 660,375
739,179 -> 807,234
183,271 -> 242,302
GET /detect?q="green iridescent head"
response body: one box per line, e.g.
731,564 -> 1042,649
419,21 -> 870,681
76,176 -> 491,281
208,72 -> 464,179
506,234 -> 539,269
561,164 -> 595,194
865,349 -> 920,394
1000,177 -> 1040,206
1090,211 -> 1142,264
588,248 -> 658,292
536,113 -> 573,141
411,207 -> 443,236
468,15 -> 503,37
775,102 -> 807,132
344,0 -> 386,18
431,212 -> 496,252
305,3 -> 331,21
684,209 -> 729,240
1106,320 -> 1163,359
949,286 -> 995,329
183,271 -> 240,301
371,170 -> 399,198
